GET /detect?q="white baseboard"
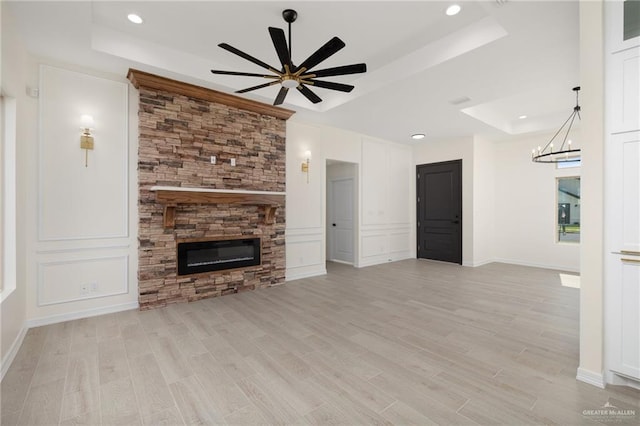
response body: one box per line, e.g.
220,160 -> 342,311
463,259 -> 494,267
493,257 -> 580,273
577,367 -> 606,388
25,301 -> 139,329
606,370 -> 640,390
0,325 -> 28,382
285,268 -> 327,282
358,255 -> 412,269
327,259 -> 353,266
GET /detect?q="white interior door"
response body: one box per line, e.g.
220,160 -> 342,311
329,178 -> 354,264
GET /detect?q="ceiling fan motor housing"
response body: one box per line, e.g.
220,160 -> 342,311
282,9 -> 298,23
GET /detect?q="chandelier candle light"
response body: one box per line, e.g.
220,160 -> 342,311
531,86 -> 582,164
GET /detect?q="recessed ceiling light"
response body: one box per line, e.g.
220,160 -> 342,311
412,133 -> 426,140
519,115 -> 528,119
446,4 -> 461,16
127,13 -> 143,24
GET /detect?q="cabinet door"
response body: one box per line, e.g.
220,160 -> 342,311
607,131 -> 640,380
608,47 -> 640,134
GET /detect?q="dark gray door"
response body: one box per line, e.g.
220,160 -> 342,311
416,160 -> 462,264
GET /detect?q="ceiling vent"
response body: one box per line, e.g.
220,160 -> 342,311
449,96 -> 471,105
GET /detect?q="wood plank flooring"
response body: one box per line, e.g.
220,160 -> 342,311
2,260 -> 639,425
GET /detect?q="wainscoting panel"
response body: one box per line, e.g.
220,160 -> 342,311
285,228 -> 325,280
361,140 -> 388,226
387,147 -> 413,225
38,65 -> 129,241
360,226 -> 412,267
361,233 -> 388,259
389,230 -> 412,255
37,254 -> 129,306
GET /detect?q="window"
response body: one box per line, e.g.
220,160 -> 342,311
557,159 -> 581,169
557,177 -> 580,243
624,0 -> 640,41
1,95 -> 17,301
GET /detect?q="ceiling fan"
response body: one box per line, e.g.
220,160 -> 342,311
210,9 -> 367,106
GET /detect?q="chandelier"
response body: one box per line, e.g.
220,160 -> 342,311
532,86 -> 582,163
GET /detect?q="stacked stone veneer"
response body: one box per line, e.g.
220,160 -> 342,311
136,86 -> 286,310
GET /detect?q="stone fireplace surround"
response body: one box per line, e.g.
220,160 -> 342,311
127,69 -> 295,310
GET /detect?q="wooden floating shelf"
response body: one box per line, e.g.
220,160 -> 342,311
150,186 -> 285,228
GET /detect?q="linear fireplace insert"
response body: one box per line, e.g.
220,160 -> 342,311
177,238 -> 261,275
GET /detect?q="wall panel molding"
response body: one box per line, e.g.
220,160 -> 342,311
37,255 -> 129,306
38,65 -> 129,242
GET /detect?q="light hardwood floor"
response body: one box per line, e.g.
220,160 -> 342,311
1,260 -> 639,425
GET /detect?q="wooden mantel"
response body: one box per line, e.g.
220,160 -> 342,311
127,69 -> 295,120
150,186 -> 285,228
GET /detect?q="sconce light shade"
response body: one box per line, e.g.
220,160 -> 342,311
80,114 -> 95,129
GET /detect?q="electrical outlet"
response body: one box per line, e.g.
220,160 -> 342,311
210,155 -> 216,164
80,281 -> 97,296
230,158 -> 236,166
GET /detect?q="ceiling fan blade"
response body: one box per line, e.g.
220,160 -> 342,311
235,81 -> 279,94
211,70 -> 275,78
273,87 -> 289,105
307,79 -> 354,93
268,27 -> 291,70
306,63 -> 367,78
218,43 -> 279,72
295,37 -> 346,73
297,84 -> 322,104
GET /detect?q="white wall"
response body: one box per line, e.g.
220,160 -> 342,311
24,65 -> 139,326
578,0 -> 606,387
472,136 -> 496,266
285,121 -> 326,279
414,137 -> 475,265
286,120 -> 414,280
1,5 -> 32,378
493,132 -> 580,272
360,137 -> 413,267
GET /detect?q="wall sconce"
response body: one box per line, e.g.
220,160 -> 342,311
301,150 -> 311,183
79,114 -> 95,167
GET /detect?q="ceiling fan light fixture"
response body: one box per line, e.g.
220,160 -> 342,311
281,78 -> 299,89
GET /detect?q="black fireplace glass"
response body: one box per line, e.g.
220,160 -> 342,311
177,238 -> 260,275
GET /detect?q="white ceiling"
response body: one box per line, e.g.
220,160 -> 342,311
4,0 -> 580,144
